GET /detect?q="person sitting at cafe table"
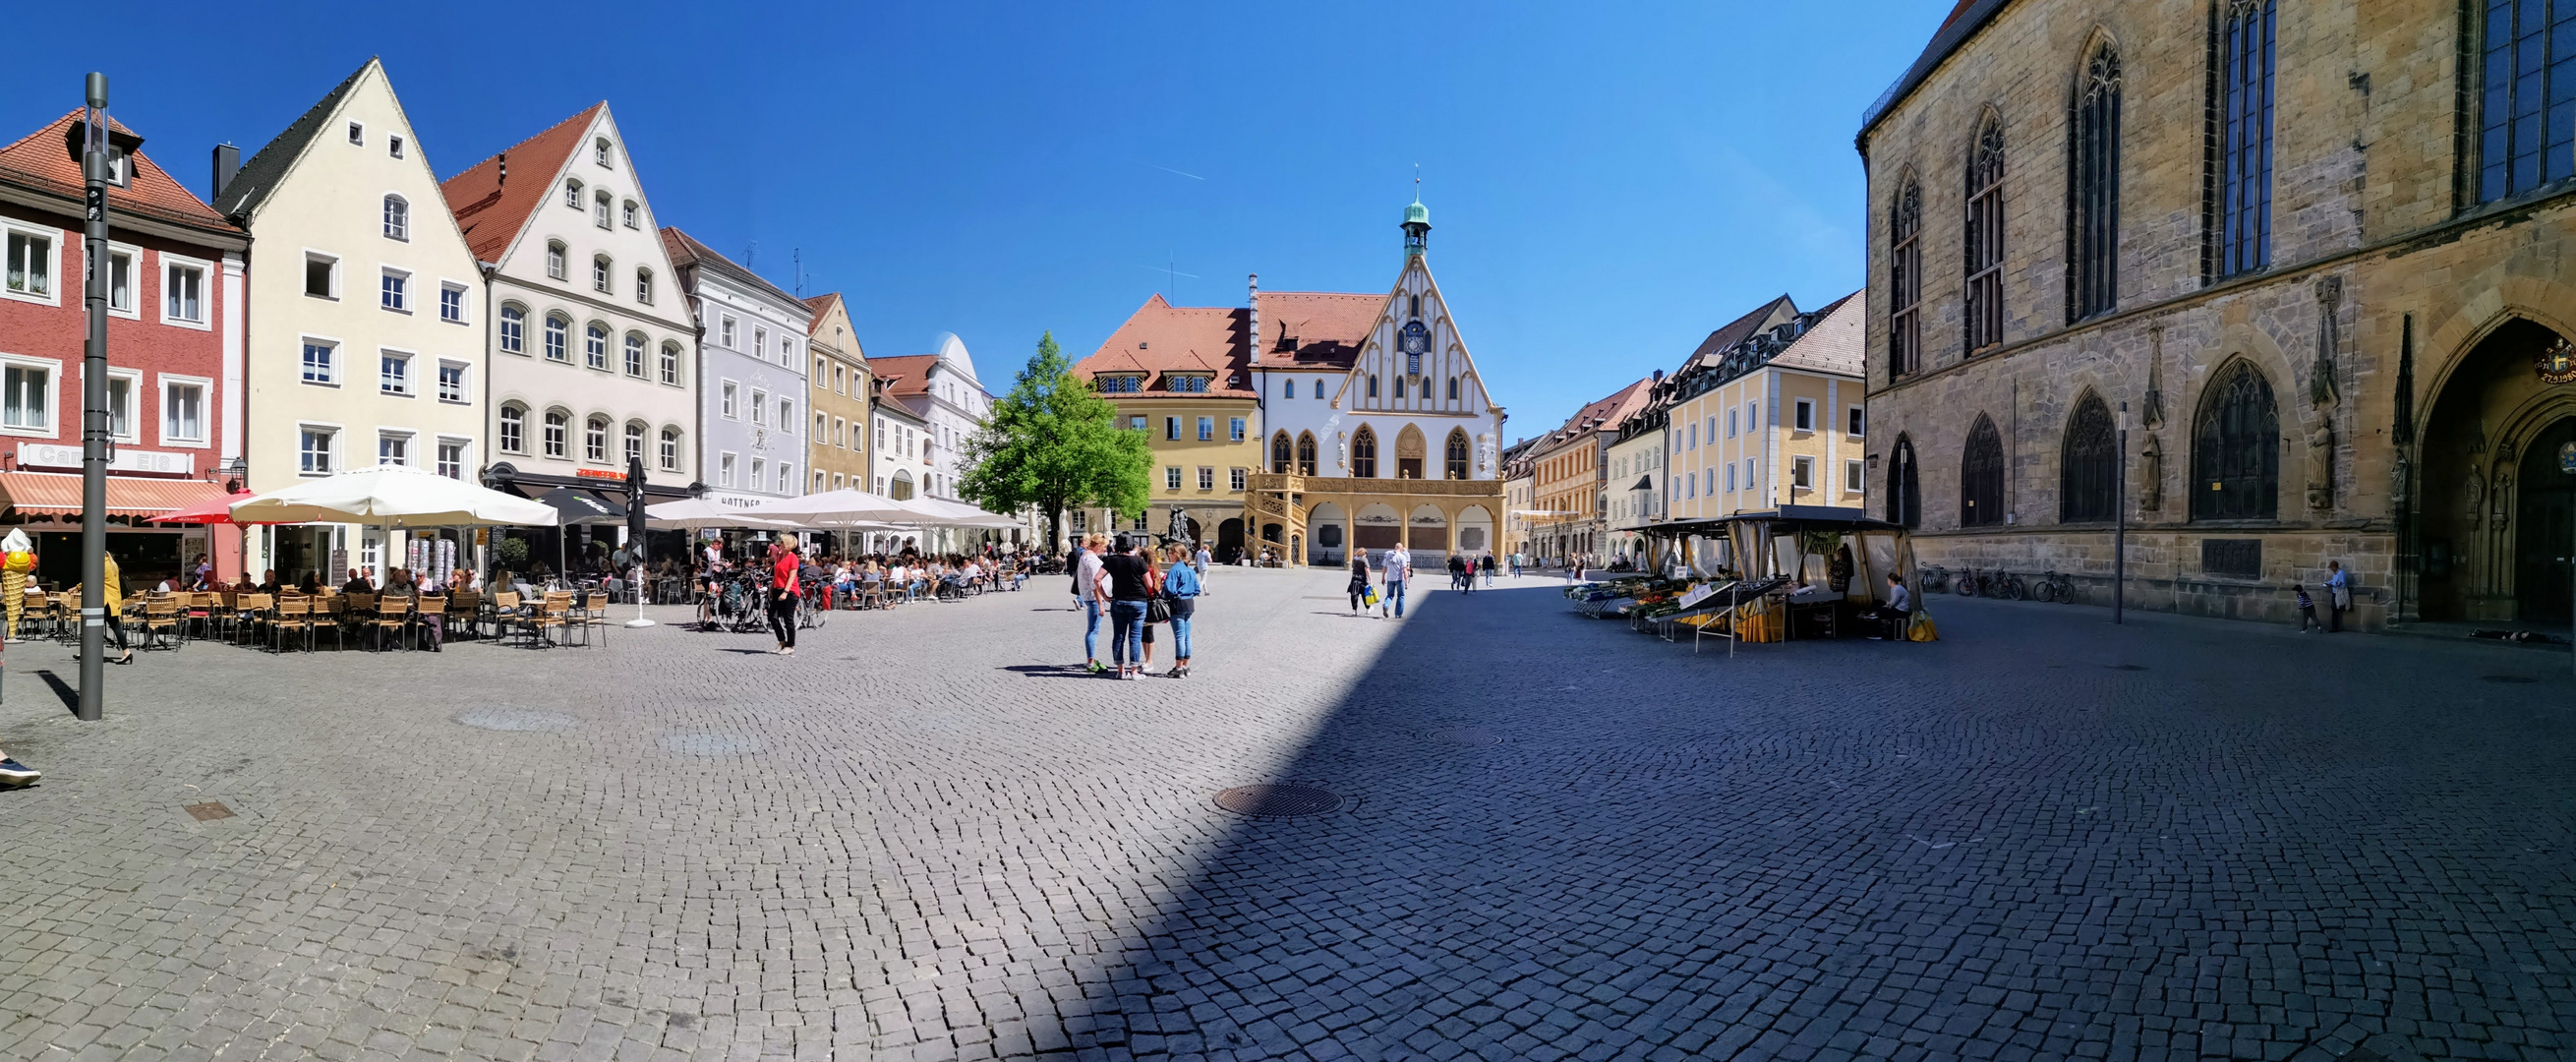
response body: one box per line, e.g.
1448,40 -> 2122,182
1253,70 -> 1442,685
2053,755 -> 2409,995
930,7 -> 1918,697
340,568 -> 375,595
382,567 -> 416,596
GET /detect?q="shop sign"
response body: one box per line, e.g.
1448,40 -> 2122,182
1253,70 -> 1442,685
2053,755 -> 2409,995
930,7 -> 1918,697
574,468 -> 626,481
17,442 -> 193,476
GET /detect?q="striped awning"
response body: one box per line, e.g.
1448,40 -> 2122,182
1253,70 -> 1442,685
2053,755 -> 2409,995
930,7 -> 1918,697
0,471 -> 234,517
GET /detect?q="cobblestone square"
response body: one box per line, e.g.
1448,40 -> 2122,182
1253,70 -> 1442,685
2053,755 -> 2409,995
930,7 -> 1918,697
1,568 -> 2570,1061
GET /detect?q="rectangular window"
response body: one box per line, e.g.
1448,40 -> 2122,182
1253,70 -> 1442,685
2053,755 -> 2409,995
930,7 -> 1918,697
2480,0 -> 2569,202
379,269 -> 406,312
1724,463 -> 1735,494
659,343 -> 679,385
440,283 -> 466,323
1844,459 -> 1864,493
1746,402 -> 1760,430
720,317 -> 736,348
1230,417 -> 1246,442
1130,415 -> 1146,432
103,249 -> 134,313
1793,399 -> 1814,432
1687,423 -> 1698,449
749,458 -> 765,489
379,351 -> 411,395
1792,456 -> 1814,490
162,379 -> 205,443
778,464 -> 792,493
1162,416 -> 1180,441
1198,416 -> 1214,442
301,341 -> 335,384
1166,466 -> 1182,491
300,428 -> 334,474
102,373 -> 134,440
1726,409 -> 1736,439
346,121 -> 363,146
438,440 -> 467,480
1848,406 -> 1866,437
379,432 -> 411,467
1744,457 -> 1755,488
388,135 -> 404,159
751,389 -> 769,426
1198,466 -> 1214,491
720,453 -> 736,488
1230,467 -> 1247,491
754,327 -> 767,358
164,261 -> 205,323
3,228 -> 52,300
721,382 -> 738,419
438,361 -> 466,402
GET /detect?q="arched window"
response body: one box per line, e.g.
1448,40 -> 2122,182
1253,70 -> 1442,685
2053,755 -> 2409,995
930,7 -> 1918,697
1352,426 -> 1377,478
1447,376 -> 1459,401
584,323 -> 609,370
592,255 -> 612,293
2068,40 -> 2122,322
545,241 -> 566,280
623,421 -> 646,464
659,341 -> 681,384
498,403 -> 526,454
622,332 -> 646,377
1890,175 -> 1922,377
593,191 -> 612,229
2215,0 -> 2275,277
542,408 -> 568,458
658,427 -> 681,471
1312,378 -> 1324,398
1961,414 -> 2004,527
498,304 -> 526,354
381,195 -> 409,240
1965,114 -> 2006,352
584,415 -> 609,462
1296,432 -> 1317,476
1887,435 -> 1921,528
2059,394 -> 2117,522
1271,432 -> 1293,474
563,180 -> 582,208
1393,377 -> 1406,399
1283,379 -> 1296,398
635,267 -> 654,304
1367,375 -> 1379,398
2192,360 -> 2278,520
1445,428 -> 1470,480
543,313 -> 569,361
595,138 -> 614,168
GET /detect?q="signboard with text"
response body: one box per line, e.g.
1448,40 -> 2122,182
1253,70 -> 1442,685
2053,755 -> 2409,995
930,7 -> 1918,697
17,442 -> 193,476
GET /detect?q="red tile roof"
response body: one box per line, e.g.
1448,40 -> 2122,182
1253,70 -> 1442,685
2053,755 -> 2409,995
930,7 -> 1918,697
870,354 -> 939,397
0,110 -> 241,237
1533,378 -> 1655,455
1253,291 -> 1382,369
1074,294 -> 1256,398
800,292 -> 842,336
439,103 -> 606,263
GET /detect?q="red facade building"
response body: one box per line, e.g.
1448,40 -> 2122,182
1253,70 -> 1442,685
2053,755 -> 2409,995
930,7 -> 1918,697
0,111 -> 246,586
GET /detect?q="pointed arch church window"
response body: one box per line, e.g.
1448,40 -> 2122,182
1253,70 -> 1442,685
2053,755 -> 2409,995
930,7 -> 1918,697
1296,432 -> 1317,476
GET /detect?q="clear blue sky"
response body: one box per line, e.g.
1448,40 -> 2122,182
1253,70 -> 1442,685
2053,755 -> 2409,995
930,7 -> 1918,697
11,1 -> 1945,441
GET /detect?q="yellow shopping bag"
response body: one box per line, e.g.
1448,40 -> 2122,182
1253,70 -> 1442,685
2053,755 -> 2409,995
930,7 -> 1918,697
1907,606 -> 1939,642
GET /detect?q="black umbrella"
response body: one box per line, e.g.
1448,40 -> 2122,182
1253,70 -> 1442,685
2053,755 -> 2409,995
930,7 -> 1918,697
532,488 -> 627,578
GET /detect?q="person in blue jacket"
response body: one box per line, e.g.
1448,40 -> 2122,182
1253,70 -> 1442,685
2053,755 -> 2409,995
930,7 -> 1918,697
1161,543 -> 1202,678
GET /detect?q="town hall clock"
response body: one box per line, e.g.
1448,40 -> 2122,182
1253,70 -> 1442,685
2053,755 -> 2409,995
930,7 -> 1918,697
1401,319 -> 1429,376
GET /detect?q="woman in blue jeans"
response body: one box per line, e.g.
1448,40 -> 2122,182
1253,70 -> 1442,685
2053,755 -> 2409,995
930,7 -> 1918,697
1100,534 -> 1153,679
1161,543 -> 1201,678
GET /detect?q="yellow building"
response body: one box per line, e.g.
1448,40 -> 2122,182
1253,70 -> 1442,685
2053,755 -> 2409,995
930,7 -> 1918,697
1072,294 -> 1262,558
1524,380 -> 1653,565
1665,293 -> 1866,566
801,292 -> 869,494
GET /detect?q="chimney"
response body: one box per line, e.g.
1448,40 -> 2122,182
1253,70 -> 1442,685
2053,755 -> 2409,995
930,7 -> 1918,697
209,143 -> 240,200
1247,272 -> 1259,362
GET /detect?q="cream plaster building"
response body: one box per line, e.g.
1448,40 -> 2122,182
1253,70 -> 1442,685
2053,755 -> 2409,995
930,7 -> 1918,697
214,58 -> 488,584
1072,293 -> 1262,559
1666,293 -> 1868,530
802,292 -> 870,496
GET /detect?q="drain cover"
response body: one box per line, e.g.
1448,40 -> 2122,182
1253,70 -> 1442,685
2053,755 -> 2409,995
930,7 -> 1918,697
184,801 -> 234,821
1214,785 -> 1340,818
1425,727 -> 1503,747
2484,675 -> 2540,683
455,709 -> 578,732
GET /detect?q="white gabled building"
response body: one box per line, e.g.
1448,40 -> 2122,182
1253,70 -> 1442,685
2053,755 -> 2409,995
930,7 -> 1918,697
440,104 -> 698,521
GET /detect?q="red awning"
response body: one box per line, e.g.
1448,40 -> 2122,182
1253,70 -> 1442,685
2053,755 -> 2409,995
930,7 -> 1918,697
0,472 -> 235,518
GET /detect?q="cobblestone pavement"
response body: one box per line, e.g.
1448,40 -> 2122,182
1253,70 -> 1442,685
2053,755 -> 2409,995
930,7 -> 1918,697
2,568 -> 2572,1062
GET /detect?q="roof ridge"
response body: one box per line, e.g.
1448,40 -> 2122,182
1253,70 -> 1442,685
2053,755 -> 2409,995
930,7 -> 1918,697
211,58 -> 375,218
445,100 -> 606,181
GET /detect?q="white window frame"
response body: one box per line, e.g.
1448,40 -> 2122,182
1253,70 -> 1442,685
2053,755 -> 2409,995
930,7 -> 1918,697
1166,466 -> 1182,491
160,253 -> 212,328
381,193 -> 410,242
777,462 -> 792,494
85,366 -> 142,443
720,451 -> 737,488
542,408 -> 569,458
593,191 -> 612,230
378,347 -> 415,397
1844,459 -> 1865,493
659,428 -> 681,472
377,266 -> 409,315
299,335 -> 341,387
749,457 -> 765,490
583,415 -> 610,463
659,342 -> 680,385
0,354 -> 59,438
1792,455 -> 1815,490
498,303 -> 527,355
157,373 -> 210,448
583,322 -> 610,371
1230,467 -> 1247,492
297,423 -> 342,476
621,201 -> 639,228
377,429 -> 414,468
563,181 -> 582,209
439,280 -> 470,324
622,332 -> 647,378
436,437 -> 471,480
720,316 -> 737,348
498,404 -> 527,454
436,360 -> 468,404
90,241 -> 141,318
1,221 -> 62,307
721,381 -> 739,420
596,139 -> 614,168
545,241 -> 567,281
750,389 -> 769,427
1793,398 -> 1815,433
387,135 -> 404,159
1198,466 -> 1214,491
346,121 -> 365,147
634,267 -> 653,304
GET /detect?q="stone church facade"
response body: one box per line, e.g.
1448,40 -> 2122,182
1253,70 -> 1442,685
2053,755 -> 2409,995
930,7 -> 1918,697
1860,0 -> 2576,629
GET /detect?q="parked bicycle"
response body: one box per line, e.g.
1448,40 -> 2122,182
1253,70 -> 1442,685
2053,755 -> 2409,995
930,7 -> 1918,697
1958,567 -> 2024,600
2028,569 -> 2077,604
1917,565 -> 1951,594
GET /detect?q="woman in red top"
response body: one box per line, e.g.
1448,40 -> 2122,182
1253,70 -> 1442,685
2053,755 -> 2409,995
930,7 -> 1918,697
770,533 -> 801,655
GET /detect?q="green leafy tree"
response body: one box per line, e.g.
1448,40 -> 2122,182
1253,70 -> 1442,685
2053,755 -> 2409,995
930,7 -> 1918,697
958,331 -> 1151,552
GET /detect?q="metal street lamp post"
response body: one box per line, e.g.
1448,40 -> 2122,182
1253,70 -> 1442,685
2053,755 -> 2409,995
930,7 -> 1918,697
2115,401 -> 2128,625
76,74 -> 111,721
626,454 -> 654,627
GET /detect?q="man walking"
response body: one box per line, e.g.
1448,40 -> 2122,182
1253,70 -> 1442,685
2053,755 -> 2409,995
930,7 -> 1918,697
1381,543 -> 1412,619
1194,543 -> 1212,597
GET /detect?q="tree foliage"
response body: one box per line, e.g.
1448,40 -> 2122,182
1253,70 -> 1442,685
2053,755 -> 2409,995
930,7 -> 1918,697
957,331 -> 1151,551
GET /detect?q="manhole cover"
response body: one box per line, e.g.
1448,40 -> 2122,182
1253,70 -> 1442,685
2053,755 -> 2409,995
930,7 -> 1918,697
184,801 -> 234,821
1214,785 -> 1340,818
2106,664 -> 2147,671
2484,675 -> 2539,683
1425,727 -> 1503,747
660,732 -> 764,756
455,709 -> 578,732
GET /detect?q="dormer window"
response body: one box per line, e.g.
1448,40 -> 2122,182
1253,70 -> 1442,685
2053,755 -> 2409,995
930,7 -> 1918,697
1169,375 -> 1210,393
1098,375 -> 1142,394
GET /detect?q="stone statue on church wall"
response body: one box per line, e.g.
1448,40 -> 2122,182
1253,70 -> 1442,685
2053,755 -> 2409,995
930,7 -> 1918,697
2494,471 -> 2513,531
2137,435 -> 2162,510
2306,420 -> 2335,509
1335,432 -> 1347,471
2464,467 -> 2485,529
2390,448 -> 2411,510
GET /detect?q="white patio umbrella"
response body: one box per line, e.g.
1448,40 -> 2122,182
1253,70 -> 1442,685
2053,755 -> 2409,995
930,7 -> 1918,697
229,466 -> 558,527
643,498 -> 793,530
742,488 -> 924,527
910,497 -> 1023,529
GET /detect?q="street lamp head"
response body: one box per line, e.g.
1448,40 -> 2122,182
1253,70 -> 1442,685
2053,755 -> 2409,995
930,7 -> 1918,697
2117,400 -> 2130,432
85,73 -> 107,109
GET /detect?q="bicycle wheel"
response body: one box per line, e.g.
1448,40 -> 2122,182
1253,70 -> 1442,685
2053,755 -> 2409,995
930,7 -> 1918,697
2001,577 -> 2023,601
1956,577 -> 1976,597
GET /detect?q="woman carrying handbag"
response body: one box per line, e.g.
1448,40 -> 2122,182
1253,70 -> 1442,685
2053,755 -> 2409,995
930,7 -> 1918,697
1138,548 -> 1170,674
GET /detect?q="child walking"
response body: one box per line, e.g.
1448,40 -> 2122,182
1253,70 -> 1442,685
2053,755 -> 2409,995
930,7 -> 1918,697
2293,584 -> 2320,632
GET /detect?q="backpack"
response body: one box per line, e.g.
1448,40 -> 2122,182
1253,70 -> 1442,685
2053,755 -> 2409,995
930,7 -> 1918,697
1067,549 -> 1085,597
